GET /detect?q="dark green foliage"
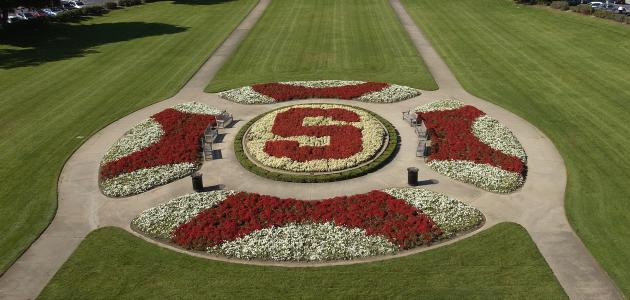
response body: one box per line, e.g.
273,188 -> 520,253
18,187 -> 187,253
571,4 -> 594,14
118,0 -> 142,7
551,1 -> 569,10
104,1 -> 117,9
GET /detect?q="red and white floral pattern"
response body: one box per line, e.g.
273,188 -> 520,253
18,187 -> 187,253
415,99 -> 527,193
132,188 -> 483,261
245,104 -> 386,172
100,102 -> 225,197
218,80 -> 421,104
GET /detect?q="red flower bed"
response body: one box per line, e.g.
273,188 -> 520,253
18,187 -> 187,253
264,107 -> 363,161
100,109 -> 216,178
252,82 -> 389,101
172,190 -> 442,250
417,106 -> 524,173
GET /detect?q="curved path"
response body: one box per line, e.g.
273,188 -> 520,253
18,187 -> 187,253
0,0 -> 622,298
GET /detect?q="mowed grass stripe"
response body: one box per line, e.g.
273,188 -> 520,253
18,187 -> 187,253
401,0 -> 630,294
206,0 -> 437,92
39,224 -> 567,299
0,0 -> 257,274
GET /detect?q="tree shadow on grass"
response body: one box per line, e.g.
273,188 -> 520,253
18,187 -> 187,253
0,21 -> 187,68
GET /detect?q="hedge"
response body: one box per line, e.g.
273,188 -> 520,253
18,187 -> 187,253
234,105 -> 400,183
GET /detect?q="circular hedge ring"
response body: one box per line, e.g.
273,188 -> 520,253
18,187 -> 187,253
234,103 -> 399,183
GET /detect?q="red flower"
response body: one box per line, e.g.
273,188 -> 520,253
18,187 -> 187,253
417,106 -> 524,174
172,190 -> 443,250
100,109 -> 216,178
264,107 -> 363,161
252,82 -> 389,101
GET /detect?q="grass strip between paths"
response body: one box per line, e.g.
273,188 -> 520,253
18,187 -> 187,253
206,0 -> 437,92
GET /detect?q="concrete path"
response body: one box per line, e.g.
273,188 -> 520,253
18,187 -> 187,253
0,0 -> 623,299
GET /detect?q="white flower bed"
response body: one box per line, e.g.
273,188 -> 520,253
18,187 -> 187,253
132,190 -> 234,239
414,99 -> 464,113
284,80 -> 364,88
101,119 -> 163,165
208,222 -> 398,261
245,104 -> 386,172
428,160 -> 524,193
472,115 -> 527,162
101,163 -> 198,197
218,86 -> 278,104
173,101 -> 226,115
357,84 -> 422,103
217,80 -> 421,104
382,188 -> 483,237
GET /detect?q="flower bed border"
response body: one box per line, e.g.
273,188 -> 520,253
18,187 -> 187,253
234,104 -> 399,183
130,188 -> 485,264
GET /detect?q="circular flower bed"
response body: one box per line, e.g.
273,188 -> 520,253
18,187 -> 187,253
235,104 -> 398,182
415,99 -> 527,193
132,188 -> 483,262
100,102 -> 226,197
218,80 -> 421,104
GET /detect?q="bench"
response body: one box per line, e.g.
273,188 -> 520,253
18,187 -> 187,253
216,112 -> 233,129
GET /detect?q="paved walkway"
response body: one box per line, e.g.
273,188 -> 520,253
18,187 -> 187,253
0,0 -> 623,299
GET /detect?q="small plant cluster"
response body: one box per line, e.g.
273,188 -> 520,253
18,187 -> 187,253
132,188 -> 483,261
218,80 -> 422,104
100,102 -> 224,197
238,104 -> 396,182
415,100 -> 527,193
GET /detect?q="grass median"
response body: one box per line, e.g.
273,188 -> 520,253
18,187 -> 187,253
206,0 -> 437,92
401,0 -> 630,294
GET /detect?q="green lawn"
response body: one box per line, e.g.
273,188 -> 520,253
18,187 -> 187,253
0,0 -> 257,274
205,0 -> 437,92
39,223 -> 566,299
401,0 -> 630,295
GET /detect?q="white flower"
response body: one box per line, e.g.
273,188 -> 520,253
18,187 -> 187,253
132,190 -> 234,239
414,99 -> 464,113
101,119 -> 164,165
218,80 -> 420,104
218,86 -> 276,104
472,115 -> 527,162
427,160 -> 524,193
172,101 -> 225,115
244,104 -> 386,172
208,222 -> 398,261
382,187 -> 483,237
101,163 -> 199,197
100,102 -> 228,197
358,84 -> 421,103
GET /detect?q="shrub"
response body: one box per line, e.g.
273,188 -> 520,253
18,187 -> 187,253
79,5 -> 108,16
104,1 -> 118,9
53,9 -> 84,22
574,4 -> 594,14
551,1 -> 569,10
118,0 -> 143,6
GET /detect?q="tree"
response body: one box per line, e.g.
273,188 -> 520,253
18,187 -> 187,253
1,0 -> 50,25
